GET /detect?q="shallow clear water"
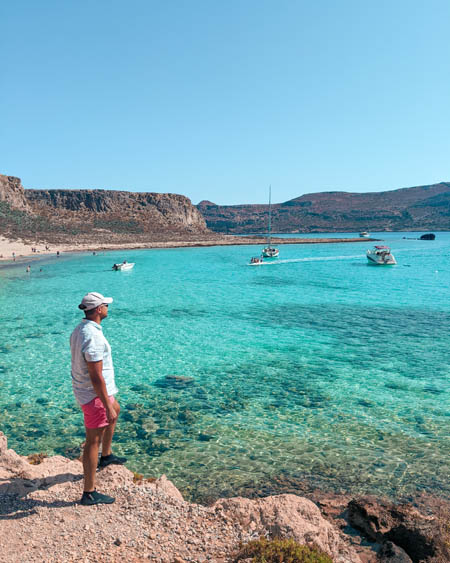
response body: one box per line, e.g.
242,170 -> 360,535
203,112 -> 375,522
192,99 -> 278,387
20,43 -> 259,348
0,232 -> 449,501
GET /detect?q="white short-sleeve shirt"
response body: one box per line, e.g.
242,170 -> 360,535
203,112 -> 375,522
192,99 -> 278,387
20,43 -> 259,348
70,319 -> 118,405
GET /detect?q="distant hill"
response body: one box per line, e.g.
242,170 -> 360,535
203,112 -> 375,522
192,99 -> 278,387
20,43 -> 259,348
197,182 -> 450,233
0,175 -> 210,244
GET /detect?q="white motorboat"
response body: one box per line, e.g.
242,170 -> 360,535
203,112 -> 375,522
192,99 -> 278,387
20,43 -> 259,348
112,261 -> 135,271
262,246 -> 279,258
249,257 -> 264,266
261,186 -> 279,258
366,246 -> 396,265
359,231 -> 370,238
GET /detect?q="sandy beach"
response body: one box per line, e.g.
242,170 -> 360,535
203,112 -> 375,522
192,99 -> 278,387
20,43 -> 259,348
0,237 -> 78,263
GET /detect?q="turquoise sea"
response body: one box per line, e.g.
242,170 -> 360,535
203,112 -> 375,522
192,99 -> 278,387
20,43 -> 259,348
0,232 -> 449,502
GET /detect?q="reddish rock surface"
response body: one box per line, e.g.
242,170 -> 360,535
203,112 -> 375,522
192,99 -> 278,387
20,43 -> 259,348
347,497 -> 450,563
0,432 -> 359,562
0,173 -> 212,244
25,188 -> 209,234
0,175 -> 31,211
214,495 -> 358,562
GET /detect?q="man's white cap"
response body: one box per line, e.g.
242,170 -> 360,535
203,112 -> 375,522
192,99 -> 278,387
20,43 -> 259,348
78,292 -> 113,311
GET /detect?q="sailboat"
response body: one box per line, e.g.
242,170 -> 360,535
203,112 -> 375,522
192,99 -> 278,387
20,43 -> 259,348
262,186 -> 279,258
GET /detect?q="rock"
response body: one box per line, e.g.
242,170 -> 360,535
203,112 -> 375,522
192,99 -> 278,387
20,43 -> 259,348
141,417 -> 159,434
214,494 -> 360,562
0,175 -> 31,211
166,375 -> 194,383
378,540 -> 412,562
25,188 -> 208,234
147,475 -> 184,503
347,497 -> 440,562
155,375 -> 195,389
0,431 -> 30,478
0,432 -> 83,496
99,464 -> 135,487
63,444 -> 83,460
177,409 -> 198,424
197,433 -> 214,442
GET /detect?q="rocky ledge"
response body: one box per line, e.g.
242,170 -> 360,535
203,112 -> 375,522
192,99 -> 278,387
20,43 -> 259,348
0,432 -> 448,562
0,175 -> 210,244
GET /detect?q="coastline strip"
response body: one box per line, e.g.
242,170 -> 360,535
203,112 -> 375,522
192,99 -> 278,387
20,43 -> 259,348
0,236 -> 376,267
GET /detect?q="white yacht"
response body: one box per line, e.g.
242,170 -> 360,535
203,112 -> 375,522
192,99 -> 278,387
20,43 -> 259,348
359,231 -> 370,238
262,246 -> 279,258
366,246 -> 396,265
112,261 -> 135,271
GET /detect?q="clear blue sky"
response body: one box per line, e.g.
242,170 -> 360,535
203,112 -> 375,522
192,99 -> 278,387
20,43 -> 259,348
2,0 -> 450,205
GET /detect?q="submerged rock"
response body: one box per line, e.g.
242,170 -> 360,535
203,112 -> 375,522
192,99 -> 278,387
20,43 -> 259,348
197,432 -> 214,442
125,402 -> 144,410
130,384 -> 152,393
140,417 -> 159,434
177,409 -> 198,424
155,375 -> 195,388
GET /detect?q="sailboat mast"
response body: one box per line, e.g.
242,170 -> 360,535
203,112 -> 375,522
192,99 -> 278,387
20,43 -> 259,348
268,185 -> 272,247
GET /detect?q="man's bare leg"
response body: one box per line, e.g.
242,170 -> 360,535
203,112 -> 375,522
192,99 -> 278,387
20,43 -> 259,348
83,426 -> 105,492
101,399 -> 120,456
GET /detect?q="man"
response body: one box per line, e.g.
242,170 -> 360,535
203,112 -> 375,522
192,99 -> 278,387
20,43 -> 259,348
70,291 -> 127,506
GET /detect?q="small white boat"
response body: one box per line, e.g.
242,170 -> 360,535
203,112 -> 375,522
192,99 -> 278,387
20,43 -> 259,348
366,246 -> 396,265
359,231 -> 370,238
112,261 -> 135,271
249,257 -> 264,266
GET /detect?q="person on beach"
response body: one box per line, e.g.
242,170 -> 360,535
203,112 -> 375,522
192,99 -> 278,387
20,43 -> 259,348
70,291 -> 127,506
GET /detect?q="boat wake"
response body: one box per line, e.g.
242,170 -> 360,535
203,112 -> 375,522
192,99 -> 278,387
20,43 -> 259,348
249,254 -> 364,266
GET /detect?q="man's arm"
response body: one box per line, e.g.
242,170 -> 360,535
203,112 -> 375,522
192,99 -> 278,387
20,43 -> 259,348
86,360 -> 118,423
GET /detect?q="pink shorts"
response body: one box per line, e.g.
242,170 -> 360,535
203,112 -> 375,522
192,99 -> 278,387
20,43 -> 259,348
81,395 -> 115,429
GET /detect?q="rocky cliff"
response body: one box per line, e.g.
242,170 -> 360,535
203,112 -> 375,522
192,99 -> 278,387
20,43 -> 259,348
25,188 -> 208,234
0,175 -> 31,212
0,174 -> 210,243
198,182 -> 450,233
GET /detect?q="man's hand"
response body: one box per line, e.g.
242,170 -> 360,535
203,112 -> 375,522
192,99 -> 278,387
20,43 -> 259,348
106,403 -> 118,424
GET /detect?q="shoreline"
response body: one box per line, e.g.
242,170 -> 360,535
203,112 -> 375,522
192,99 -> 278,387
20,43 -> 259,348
5,426 -> 449,507
0,235 -> 375,267
1,431 -> 449,562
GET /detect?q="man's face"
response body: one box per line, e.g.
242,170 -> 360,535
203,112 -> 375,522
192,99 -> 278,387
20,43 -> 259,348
99,303 -> 109,319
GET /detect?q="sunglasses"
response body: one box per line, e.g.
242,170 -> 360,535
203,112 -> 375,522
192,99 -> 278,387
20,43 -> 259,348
102,303 -> 109,308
